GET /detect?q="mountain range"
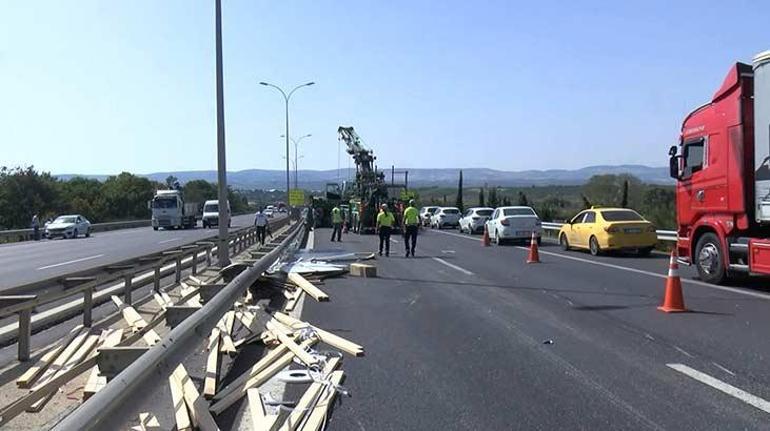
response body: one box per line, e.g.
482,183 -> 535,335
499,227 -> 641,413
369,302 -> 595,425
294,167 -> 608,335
57,165 -> 672,190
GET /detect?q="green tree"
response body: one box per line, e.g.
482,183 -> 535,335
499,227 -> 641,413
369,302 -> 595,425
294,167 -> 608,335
182,180 -> 217,204
517,191 -> 529,206
0,166 -> 61,229
581,194 -> 592,209
455,170 -> 464,211
502,196 -> 512,206
478,187 -> 485,207
165,175 -> 179,189
488,187 -> 499,208
59,177 -> 108,221
620,180 -> 629,208
101,172 -> 156,221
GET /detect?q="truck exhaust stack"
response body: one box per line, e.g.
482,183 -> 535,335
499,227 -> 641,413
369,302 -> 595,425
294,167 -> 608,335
754,50 -> 770,222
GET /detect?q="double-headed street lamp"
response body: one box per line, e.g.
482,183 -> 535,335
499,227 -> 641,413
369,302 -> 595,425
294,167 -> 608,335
280,133 -> 311,189
258,81 -> 314,208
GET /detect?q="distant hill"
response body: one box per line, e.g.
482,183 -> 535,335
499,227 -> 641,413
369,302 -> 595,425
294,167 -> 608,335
57,165 -> 671,190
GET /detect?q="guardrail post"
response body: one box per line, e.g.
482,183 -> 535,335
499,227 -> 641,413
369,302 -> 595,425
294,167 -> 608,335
123,274 -> 133,305
18,309 -> 31,361
154,264 -> 161,292
207,246 -> 213,266
83,288 -> 93,327
191,250 -> 198,275
175,257 -> 182,283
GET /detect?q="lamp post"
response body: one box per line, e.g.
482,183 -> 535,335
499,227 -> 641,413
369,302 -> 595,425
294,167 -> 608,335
214,0 -> 229,267
259,81 -> 314,209
281,133 -> 311,189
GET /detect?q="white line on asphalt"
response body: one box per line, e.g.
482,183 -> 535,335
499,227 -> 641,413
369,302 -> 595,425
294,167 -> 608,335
712,362 -> 736,376
37,254 -> 104,270
673,345 -> 694,358
432,257 -> 474,275
667,363 -> 770,414
158,237 -> 181,244
390,238 -> 399,243
430,229 -> 770,301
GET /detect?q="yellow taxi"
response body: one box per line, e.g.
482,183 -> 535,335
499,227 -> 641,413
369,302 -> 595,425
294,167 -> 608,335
558,207 -> 657,256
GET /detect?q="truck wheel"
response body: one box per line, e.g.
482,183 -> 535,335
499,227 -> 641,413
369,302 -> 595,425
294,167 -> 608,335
589,236 -> 601,256
559,234 -> 570,251
695,233 -> 726,284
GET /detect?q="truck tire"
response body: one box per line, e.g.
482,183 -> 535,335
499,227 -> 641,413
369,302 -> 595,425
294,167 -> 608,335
695,233 -> 726,284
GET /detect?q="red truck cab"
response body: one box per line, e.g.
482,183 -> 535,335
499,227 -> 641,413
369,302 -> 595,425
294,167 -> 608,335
670,50 -> 770,283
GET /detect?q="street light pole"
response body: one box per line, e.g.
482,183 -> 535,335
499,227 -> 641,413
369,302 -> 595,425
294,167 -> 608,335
259,81 -> 314,210
281,133 -> 311,189
215,0 -> 230,267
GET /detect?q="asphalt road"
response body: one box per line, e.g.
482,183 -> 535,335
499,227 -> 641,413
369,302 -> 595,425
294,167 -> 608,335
299,227 -> 770,430
0,213 -> 279,290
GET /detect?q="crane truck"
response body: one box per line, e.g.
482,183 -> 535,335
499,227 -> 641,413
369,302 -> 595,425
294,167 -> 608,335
669,49 -> 770,284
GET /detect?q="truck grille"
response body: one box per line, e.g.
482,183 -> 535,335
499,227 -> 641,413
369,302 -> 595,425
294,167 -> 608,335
158,218 -> 172,226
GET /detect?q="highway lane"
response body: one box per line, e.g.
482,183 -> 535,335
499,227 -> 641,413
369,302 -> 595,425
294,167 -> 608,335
298,228 -> 770,430
0,213 -> 278,290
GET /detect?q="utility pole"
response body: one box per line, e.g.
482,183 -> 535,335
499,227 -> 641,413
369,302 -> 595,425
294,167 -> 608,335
215,0 -> 229,267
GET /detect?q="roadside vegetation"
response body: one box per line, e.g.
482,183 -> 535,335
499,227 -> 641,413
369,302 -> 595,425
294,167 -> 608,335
0,166 -> 254,229
417,173 -> 676,229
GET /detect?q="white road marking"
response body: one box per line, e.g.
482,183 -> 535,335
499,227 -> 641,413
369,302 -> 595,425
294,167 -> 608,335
712,362 -> 737,376
431,229 -> 770,301
432,257 -> 474,275
390,238 -> 399,243
667,363 -> 770,414
673,345 -> 694,358
158,237 -> 181,244
37,254 -> 104,270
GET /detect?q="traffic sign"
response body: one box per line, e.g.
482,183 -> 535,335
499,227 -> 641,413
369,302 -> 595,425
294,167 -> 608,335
288,189 -> 305,206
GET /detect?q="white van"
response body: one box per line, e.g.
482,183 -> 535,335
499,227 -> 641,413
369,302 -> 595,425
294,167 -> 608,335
202,200 -> 231,228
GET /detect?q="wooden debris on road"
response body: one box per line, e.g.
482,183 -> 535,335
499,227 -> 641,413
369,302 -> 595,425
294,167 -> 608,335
170,364 -> 220,431
111,296 -> 161,346
300,370 -> 346,431
216,311 -> 237,355
203,328 -> 221,399
169,372 -> 193,431
134,412 -> 161,431
273,312 -> 364,357
276,357 -> 342,431
350,262 -> 377,277
180,282 -> 202,307
16,325 -> 84,388
247,388 -> 278,430
83,328 -> 124,400
287,272 -> 329,302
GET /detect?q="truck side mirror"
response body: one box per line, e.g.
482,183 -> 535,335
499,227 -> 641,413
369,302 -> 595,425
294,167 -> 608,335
669,156 -> 680,179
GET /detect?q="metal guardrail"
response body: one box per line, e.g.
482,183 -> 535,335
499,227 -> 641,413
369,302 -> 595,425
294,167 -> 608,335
54,220 -> 306,431
0,220 -> 152,244
0,217 -> 291,361
541,222 -> 677,242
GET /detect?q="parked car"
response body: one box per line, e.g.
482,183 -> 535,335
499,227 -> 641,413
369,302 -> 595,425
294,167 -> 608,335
202,200 -> 231,228
558,207 -> 656,256
419,206 -> 439,226
264,208 -> 275,218
459,207 -> 494,234
431,207 -> 462,229
486,206 -> 542,245
45,214 -> 91,239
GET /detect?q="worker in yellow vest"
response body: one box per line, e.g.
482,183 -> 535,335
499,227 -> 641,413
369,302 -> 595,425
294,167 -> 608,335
376,203 -> 395,256
331,206 -> 343,242
402,199 -> 420,257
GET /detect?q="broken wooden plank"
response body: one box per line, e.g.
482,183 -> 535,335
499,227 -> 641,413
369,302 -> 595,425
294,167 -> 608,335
266,320 -> 318,367
112,295 -> 161,346
203,327 -> 221,399
153,292 -> 170,310
28,330 -> 89,391
83,328 -> 124,400
247,388 -> 278,430
138,412 -> 161,431
169,372 -> 193,431
180,282 -> 202,307
210,339 -> 317,415
273,312 -> 364,357
17,325 -> 84,388
287,273 -> 329,302
214,311 -> 237,355
0,355 -> 97,427
170,364 -> 220,431
29,333 -> 99,412
299,371 -> 345,431
277,358 -> 342,431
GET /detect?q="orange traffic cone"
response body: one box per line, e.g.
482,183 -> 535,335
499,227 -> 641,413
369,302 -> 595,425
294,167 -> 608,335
658,249 -> 687,313
481,225 -> 491,247
526,232 -> 540,263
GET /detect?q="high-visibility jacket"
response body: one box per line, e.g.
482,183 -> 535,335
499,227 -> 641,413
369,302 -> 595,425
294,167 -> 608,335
332,207 -> 343,224
403,206 -> 419,225
377,211 -> 395,227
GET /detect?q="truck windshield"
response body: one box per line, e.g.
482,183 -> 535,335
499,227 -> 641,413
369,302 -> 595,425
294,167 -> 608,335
601,210 -> 644,221
204,204 -> 219,212
153,198 -> 177,209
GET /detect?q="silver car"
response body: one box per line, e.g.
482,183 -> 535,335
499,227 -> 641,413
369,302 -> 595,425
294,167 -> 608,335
45,214 -> 92,239
459,207 -> 494,234
431,207 -> 462,229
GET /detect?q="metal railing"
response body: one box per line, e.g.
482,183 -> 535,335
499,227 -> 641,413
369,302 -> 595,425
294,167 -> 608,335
54,220 -> 306,430
0,217 -> 291,361
541,222 -> 677,242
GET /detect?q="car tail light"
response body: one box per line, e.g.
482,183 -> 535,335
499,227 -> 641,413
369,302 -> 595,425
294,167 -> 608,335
605,226 -> 620,233
501,218 -> 510,226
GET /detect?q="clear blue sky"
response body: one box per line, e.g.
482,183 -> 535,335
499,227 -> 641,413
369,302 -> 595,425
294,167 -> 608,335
0,1 -> 767,175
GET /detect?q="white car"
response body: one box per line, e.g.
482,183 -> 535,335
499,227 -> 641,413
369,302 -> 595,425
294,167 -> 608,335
264,208 -> 275,218
459,207 -> 494,234
431,207 -> 461,229
419,206 -> 439,226
202,200 -> 231,228
45,215 -> 91,239
485,206 -> 542,245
